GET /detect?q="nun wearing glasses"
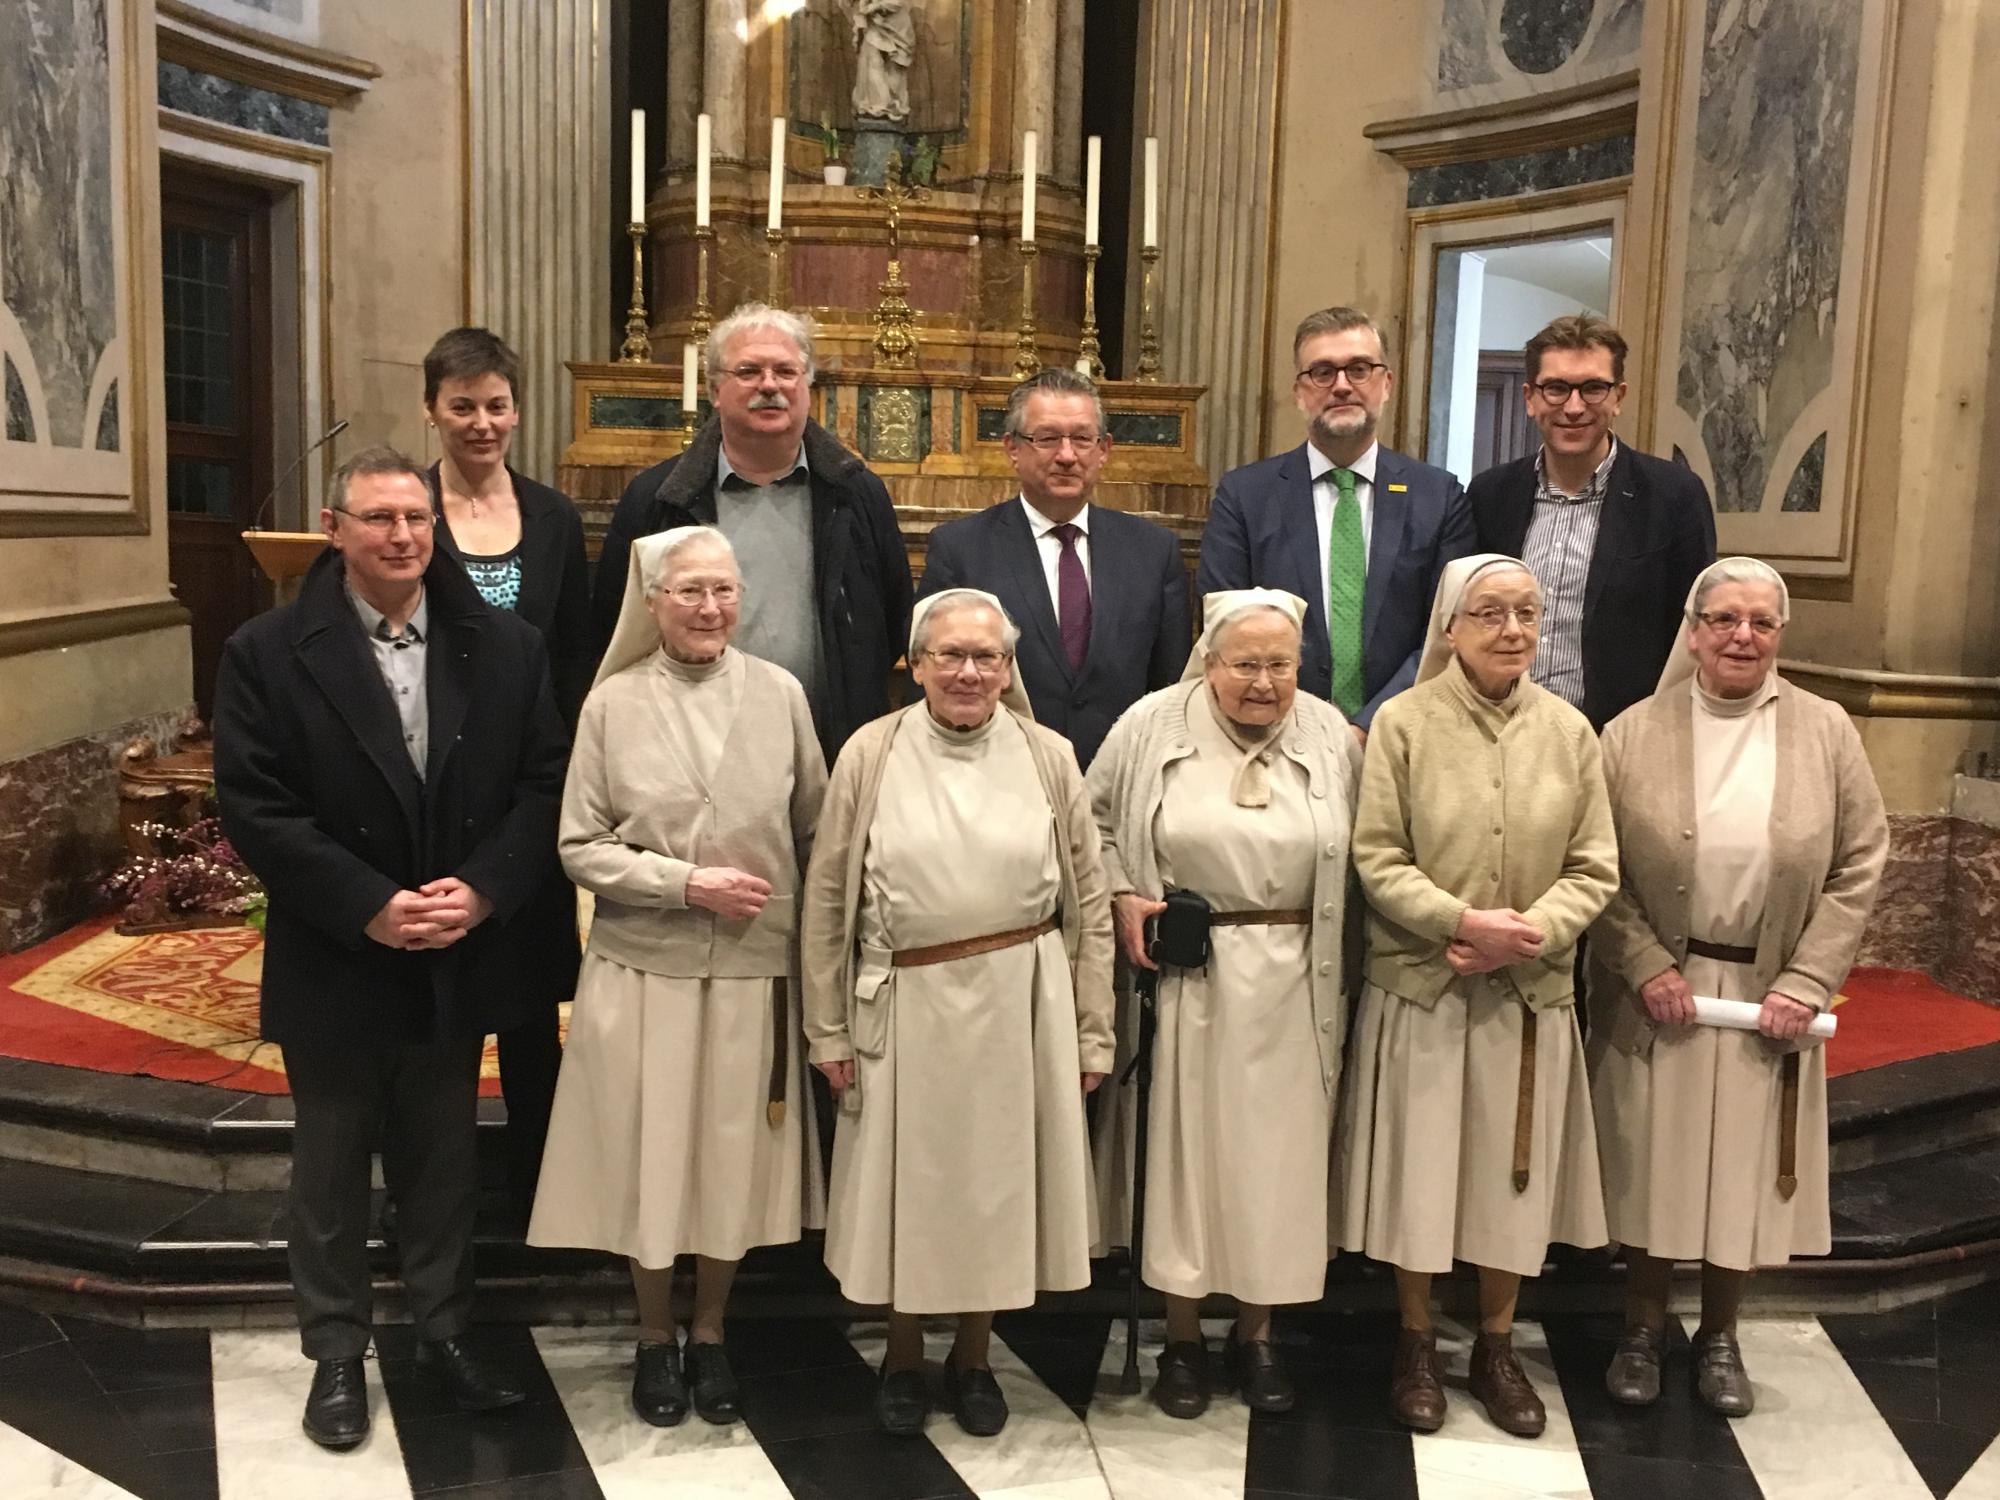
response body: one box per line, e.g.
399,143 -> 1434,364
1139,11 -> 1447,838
1588,556 -> 1886,1417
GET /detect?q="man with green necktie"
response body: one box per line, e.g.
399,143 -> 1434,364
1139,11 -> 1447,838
1200,306 -> 1477,738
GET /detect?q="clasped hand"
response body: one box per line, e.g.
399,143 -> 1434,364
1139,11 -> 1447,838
364,877 -> 492,950
686,866 -> 774,921
1639,967 -> 1817,1040
1447,907 -> 1543,975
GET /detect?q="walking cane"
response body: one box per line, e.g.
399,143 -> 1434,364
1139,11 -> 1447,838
1117,958 -> 1160,1395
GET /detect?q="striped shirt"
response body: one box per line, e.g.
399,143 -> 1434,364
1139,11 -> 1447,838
1520,440 -> 1616,709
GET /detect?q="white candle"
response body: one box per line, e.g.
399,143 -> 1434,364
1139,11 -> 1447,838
1021,130 -> 1038,244
695,113 -> 712,228
1074,355 -> 1093,376
768,115 -> 786,230
1143,136 -> 1159,248
682,343 -> 699,418
1083,135 -> 1101,247
629,109 -> 646,224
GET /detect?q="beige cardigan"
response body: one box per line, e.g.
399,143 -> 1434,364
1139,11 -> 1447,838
1086,680 -> 1363,1093
559,649 -> 825,977
1587,675 -> 1889,1055
800,704 -> 1117,1073
1353,658 -> 1618,1010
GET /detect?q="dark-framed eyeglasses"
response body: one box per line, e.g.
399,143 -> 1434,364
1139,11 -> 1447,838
1529,378 -> 1619,406
1297,359 -> 1388,390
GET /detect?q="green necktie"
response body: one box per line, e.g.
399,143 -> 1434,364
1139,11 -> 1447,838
1327,467 -> 1365,716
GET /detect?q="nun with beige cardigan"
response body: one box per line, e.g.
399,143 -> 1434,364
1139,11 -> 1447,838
1587,556 -> 1887,1418
1337,553 -> 1617,1441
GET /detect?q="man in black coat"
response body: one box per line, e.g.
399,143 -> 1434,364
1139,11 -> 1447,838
917,368 -> 1191,769
214,447 -> 576,1450
1470,314 -> 1716,730
591,303 -> 912,764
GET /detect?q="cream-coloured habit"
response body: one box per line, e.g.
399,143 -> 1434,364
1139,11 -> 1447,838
526,645 -> 828,1265
802,702 -> 1114,1313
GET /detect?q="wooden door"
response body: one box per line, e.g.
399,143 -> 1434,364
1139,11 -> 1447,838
161,172 -> 273,720
1471,350 -> 1536,473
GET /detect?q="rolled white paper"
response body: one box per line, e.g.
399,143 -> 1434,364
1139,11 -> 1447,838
1084,135 -> 1101,246
682,343 -> 698,416
695,113 -> 712,228
768,115 -> 786,230
1692,995 -> 1837,1040
1143,136 -> 1159,247
629,109 -> 646,223
1021,130 -> 1038,243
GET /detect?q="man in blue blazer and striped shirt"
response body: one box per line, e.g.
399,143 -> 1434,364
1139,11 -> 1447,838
1198,306 -> 1477,735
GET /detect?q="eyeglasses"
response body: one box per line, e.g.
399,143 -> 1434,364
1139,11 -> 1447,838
1695,610 -> 1783,637
1216,658 -> 1298,682
1013,431 -> 1107,454
1528,378 -> 1618,406
335,508 -> 434,533
1297,360 -> 1388,389
1460,603 -> 1541,632
723,363 -> 806,385
923,648 -> 1011,675
664,583 -> 741,607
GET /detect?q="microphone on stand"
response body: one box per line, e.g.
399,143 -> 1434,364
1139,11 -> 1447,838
250,419 -> 349,530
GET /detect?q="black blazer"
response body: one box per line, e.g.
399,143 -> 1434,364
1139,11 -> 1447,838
590,418 -> 914,764
1469,443 -> 1717,730
1198,444 -> 1476,728
429,464 -> 593,730
213,546 -> 578,1050
917,498 -> 1192,770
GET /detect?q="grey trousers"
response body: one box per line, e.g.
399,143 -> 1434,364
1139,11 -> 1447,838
281,1031 -> 483,1360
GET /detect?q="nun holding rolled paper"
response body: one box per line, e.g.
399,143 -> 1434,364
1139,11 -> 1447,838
1586,556 -> 1887,1418
1336,553 -> 1616,1441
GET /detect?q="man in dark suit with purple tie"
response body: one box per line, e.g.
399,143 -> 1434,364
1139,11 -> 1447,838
916,368 -> 1192,769
1199,306 -> 1478,736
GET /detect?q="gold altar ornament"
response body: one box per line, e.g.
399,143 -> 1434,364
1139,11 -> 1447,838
859,154 -> 927,369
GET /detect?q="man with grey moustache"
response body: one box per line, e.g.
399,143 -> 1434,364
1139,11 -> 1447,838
591,304 -> 913,763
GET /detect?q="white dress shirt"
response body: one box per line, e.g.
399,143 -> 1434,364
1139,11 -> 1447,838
1018,495 -> 1092,613
1307,440 -> 1378,600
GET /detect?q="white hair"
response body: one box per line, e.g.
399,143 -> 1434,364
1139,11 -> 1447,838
706,303 -> 818,391
1691,557 -> 1790,622
912,589 -> 1022,656
643,525 -> 737,596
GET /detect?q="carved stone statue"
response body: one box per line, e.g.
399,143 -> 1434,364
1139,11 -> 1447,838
851,0 -> 915,123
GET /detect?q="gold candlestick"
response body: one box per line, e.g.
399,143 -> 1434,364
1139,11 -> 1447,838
619,222 -> 652,363
1136,244 -> 1162,382
1012,240 -> 1041,381
1078,244 -> 1104,379
690,223 -> 716,347
765,225 -> 785,308
859,155 -> 927,369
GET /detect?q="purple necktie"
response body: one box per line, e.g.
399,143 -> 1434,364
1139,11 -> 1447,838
1052,522 -> 1092,674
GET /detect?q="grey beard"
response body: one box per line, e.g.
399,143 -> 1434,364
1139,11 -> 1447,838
1310,406 -> 1374,448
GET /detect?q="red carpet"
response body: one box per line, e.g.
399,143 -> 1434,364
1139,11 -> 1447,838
1825,966 -> 2000,1078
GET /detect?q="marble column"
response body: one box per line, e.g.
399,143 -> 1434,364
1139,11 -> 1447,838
704,0 -> 748,157
667,0 -> 704,166
466,0 -> 612,483
1013,0 -> 1057,169
1134,0 -> 1284,472
1054,0 -> 1085,186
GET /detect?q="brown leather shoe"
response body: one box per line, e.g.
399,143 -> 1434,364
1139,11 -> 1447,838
1389,1327 -> 1447,1432
1693,1329 -> 1755,1417
1469,1331 -> 1546,1438
1605,1324 -> 1666,1407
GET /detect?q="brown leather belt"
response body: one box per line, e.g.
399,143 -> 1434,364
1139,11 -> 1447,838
891,916 -> 1059,969
767,977 -> 788,1129
1778,1051 -> 1800,1199
1512,1009 -> 1537,1194
1210,908 -> 1312,926
1686,937 -> 1758,964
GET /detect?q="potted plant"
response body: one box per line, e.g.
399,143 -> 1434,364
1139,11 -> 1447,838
820,115 -> 847,186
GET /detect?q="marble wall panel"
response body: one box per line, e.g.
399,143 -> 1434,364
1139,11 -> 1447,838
1941,818 -> 2000,1005
1435,0 -> 1645,96
1856,812 -> 1949,974
154,61 -> 329,145
1407,135 -> 1634,209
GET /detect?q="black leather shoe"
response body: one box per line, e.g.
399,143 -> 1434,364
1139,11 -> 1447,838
876,1366 -> 931,1436
1606,1325 -> 1666,1407
632,1340 -> 689,1426
685,1340 -> 741,1425
302,1358 -> 370,1450
1152,1339 -> 1211,1419
1693,1329 -> 1755,1417
943,1361 -> 1009,1436
1223,1335 -> 1295,1413
416,1336 -> 526,1412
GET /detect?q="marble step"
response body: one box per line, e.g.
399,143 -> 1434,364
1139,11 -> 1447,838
1828,1040 -> 2000,1171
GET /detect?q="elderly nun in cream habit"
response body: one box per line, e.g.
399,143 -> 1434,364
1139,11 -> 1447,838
1588,557 -> 1886,1418
802,587 -> 1114,1442
528,526 -> 827,1430
1338,553 -> 1616,1441
1086,589 -> 1361,1420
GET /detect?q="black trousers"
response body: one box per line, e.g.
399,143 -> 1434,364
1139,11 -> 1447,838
496,1007 -> 562,1211
282,1030 -> 482,1360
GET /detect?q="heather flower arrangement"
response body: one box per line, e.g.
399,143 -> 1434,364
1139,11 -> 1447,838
100,815 -> 268,933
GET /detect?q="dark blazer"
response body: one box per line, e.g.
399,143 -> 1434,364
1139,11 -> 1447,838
429,464 -> 593,730
214,546 -> 578,1050
1469,443 -> 1716,731
1198,443 -> 1476,728
590,418 -> 913,763
917,499 -> 1192,769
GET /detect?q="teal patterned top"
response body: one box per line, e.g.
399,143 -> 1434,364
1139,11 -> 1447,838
462,545 -> 524,612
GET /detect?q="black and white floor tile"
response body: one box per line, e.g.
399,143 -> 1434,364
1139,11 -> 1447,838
5,1286 -> 2000,1500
